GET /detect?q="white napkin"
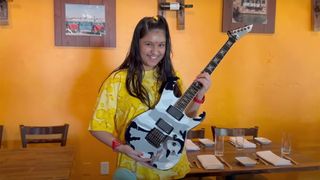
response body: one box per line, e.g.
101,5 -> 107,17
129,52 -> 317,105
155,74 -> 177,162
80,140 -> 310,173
256,150 -> 292,166
197,155 -> 224,169
199,138 -> 214,147
230,137 -> 256,148
254,137 -> 272,144
185,139 -> 200,151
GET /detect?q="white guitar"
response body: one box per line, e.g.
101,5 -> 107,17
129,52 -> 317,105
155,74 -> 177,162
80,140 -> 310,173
125,24 -> 253,170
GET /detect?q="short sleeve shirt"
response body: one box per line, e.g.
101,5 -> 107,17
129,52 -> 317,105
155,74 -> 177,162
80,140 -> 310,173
89,69 -> 190,179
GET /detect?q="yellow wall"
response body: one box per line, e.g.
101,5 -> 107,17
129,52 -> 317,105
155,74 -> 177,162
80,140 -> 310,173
1,0 -> 320,179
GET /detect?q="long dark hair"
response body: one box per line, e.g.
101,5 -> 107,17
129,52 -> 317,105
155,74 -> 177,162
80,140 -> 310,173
113,15 -> 181,108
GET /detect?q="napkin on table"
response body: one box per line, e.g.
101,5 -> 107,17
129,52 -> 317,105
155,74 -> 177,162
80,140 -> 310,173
254,137 -> 272,144
199,138 -> 214,147
185,139 -> 200,151
230,137 -> 257,148
256,150 -> 292,166
197,154 -> 224,169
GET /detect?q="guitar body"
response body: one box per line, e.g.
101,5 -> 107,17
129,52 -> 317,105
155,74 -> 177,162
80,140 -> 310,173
125,81 -> 205,170
125,24 -> 253,170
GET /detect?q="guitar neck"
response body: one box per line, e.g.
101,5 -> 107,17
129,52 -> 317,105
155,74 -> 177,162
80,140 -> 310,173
174,37 -> 237,111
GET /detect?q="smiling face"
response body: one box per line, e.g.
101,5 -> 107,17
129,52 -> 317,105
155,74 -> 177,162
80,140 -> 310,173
139,29 -> 166,71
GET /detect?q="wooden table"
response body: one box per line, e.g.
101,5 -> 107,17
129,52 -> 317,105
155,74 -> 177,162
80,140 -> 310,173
0,147 -> 74,180
186,141 -> 320,178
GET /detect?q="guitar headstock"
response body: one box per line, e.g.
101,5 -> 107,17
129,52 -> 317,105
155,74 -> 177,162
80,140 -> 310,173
227,24 -> 253,40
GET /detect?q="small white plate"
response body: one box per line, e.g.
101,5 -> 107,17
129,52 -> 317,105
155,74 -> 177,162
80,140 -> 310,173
254,137 -> 272,145
235,156 -> 257,166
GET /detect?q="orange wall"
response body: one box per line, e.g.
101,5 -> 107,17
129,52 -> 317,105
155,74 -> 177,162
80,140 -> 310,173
1,0 -> 320,179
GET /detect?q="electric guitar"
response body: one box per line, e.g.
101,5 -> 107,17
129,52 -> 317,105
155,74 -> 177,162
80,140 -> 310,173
125,24 -> 253,170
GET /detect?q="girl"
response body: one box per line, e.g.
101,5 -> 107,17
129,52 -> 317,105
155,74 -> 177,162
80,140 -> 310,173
89,15 -> 211,179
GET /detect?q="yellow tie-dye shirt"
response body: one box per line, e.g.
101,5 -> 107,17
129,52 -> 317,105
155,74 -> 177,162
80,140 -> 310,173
89,69 -> 190,179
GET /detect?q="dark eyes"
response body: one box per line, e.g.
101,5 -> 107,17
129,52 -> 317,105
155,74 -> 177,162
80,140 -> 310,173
145,42 -> 151,46
144,42 -> 165,48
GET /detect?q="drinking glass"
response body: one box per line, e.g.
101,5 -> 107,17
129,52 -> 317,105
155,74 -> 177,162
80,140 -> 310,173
233,129 -> 245,150
214,135 -> 224,156
281,132 -> 291,155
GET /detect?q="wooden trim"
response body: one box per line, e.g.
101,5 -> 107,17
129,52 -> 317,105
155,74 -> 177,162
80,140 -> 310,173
176,0 -> 185,30
0,0 -> 9,25
313,0 -> 320,31
158,0 -> 166,17
0,125 -> 3,148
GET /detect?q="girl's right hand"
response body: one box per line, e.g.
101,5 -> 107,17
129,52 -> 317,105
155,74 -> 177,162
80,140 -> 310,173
117,144 -> 152,164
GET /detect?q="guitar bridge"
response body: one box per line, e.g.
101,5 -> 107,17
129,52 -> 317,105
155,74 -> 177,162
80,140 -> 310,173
145,128 -> 167,148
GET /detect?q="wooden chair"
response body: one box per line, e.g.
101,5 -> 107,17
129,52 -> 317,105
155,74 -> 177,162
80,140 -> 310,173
187,128 -> 205,139
211,126 -> 259,140
20,124 -> 69,148
0,125 -> 3,148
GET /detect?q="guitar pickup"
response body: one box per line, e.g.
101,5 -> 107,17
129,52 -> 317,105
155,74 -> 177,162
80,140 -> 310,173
166,105 -> 184,121
156,118 -> 173,134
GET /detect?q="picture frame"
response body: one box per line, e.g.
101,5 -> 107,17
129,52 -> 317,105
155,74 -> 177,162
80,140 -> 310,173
0,0 -> 9,25
222,0 -> 276,34
313,0 -> 320,31
54,0 -> 116,47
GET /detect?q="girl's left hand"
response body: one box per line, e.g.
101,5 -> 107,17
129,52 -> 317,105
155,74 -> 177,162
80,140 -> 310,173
195,72 -> 211,96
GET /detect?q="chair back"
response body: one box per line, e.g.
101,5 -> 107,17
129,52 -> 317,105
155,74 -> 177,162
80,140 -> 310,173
187,128 -> 205,139
211,126 -> 258,140
0,125 -> 3,148
20,124 -> 69,148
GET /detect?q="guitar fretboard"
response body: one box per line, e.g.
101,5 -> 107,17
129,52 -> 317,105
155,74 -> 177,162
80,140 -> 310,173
174,37 -> 236,111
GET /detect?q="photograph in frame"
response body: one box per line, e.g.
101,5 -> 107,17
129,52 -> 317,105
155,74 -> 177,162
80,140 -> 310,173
223,0 -> 276,34
232,0 -> 268,24
65,4 -> 106,36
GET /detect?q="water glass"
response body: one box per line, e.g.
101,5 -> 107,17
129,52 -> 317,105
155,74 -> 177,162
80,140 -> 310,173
281,132 -> 291,155
233,129 -> 245,150
214,135 -> 224,156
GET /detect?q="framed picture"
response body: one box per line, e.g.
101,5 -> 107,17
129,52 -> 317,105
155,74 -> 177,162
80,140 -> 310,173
222,0 -> 276,33
0,0 -> 9,25
313,0 -> 320,31
54,0 -> 116,47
